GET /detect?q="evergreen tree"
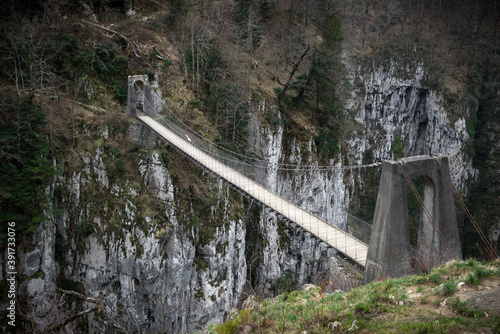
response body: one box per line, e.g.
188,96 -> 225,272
0,98 -> 54,243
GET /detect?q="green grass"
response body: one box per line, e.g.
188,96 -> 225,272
208,259 -> 500,334
449,297 -> 483,317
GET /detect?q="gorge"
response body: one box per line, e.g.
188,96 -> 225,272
0,0 -> 499,332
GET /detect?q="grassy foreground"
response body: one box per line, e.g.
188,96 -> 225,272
206,259 -> 500,333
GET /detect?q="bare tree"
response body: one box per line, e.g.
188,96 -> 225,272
18,288 -> 124,333
1,18 -> 64,97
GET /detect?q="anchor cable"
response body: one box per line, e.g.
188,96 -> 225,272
398,163 -> 457,262
433,158 -> 497,259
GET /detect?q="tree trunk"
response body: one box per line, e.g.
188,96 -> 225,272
277,45 -> 310,105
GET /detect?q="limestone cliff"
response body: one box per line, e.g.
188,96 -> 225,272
14,113 -> 352,333
347,61 -> 473,188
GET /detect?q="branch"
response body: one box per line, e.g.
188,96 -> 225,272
80,19 -> 152,68
53,307 -> 97,331
80,19 -> 130,48
152,46 -> 165,60
65,99 -> 107,114
52,288 -> 111,331
59,288 -> 101,304
132,41 -> 153,67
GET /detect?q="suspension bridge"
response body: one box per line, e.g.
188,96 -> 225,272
138,112 -> 369,265
127,75 -> 495,282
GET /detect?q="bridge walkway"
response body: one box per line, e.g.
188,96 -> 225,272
137,113 -> 368,267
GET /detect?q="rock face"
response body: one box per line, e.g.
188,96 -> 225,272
15,118 -> 349,333
246,106 -> 353,294
348,62 -> 473,188
466,287 -> 500,316
12,60 -> 475,333
243,61 -> 475,293
17,128 -> 248,333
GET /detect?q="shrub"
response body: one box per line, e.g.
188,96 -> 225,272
466,272 -> 481,285
314,127 -> 340,159
188,99 -> 202,107
475,266 -> 493,279
216,310 -> 250,334
429,273 -> 442,284
355,302 -> 371,314
392,129 -> 405,159
143,69 -> 155,82
272,275 -> 298,295
271,117 -> 284,126
442,281 -> 457,296
449,297 -> 475,317
76,220 -> 94,237
163,58 -> 174,67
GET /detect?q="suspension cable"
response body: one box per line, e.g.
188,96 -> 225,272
145,82 -> 309,167
433,158 -> 497,259
134,82 -> 381,171
398,163 -> 457,261
132,81 -> 377,235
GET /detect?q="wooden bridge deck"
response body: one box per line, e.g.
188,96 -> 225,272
137,114 -> 368,267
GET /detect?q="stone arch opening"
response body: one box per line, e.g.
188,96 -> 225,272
406,174 -> 439,273
127,75 -> 154,118
134,79 -> 145,109
407,175 -> 425,249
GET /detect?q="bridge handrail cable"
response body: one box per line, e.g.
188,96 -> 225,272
140,83 -> 380,171
137,113 -> 369,265
136,84 -> 375,243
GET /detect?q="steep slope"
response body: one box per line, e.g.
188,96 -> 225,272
209,259 -> 500,333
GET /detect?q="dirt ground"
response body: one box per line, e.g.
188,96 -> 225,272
406,277 -> 500,318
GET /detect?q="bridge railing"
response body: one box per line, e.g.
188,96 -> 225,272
346,214 -> 372,244
149,108 -> 264,184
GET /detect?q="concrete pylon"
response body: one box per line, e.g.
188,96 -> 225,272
127,75 -> 155,118
363,154 -> 462,283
